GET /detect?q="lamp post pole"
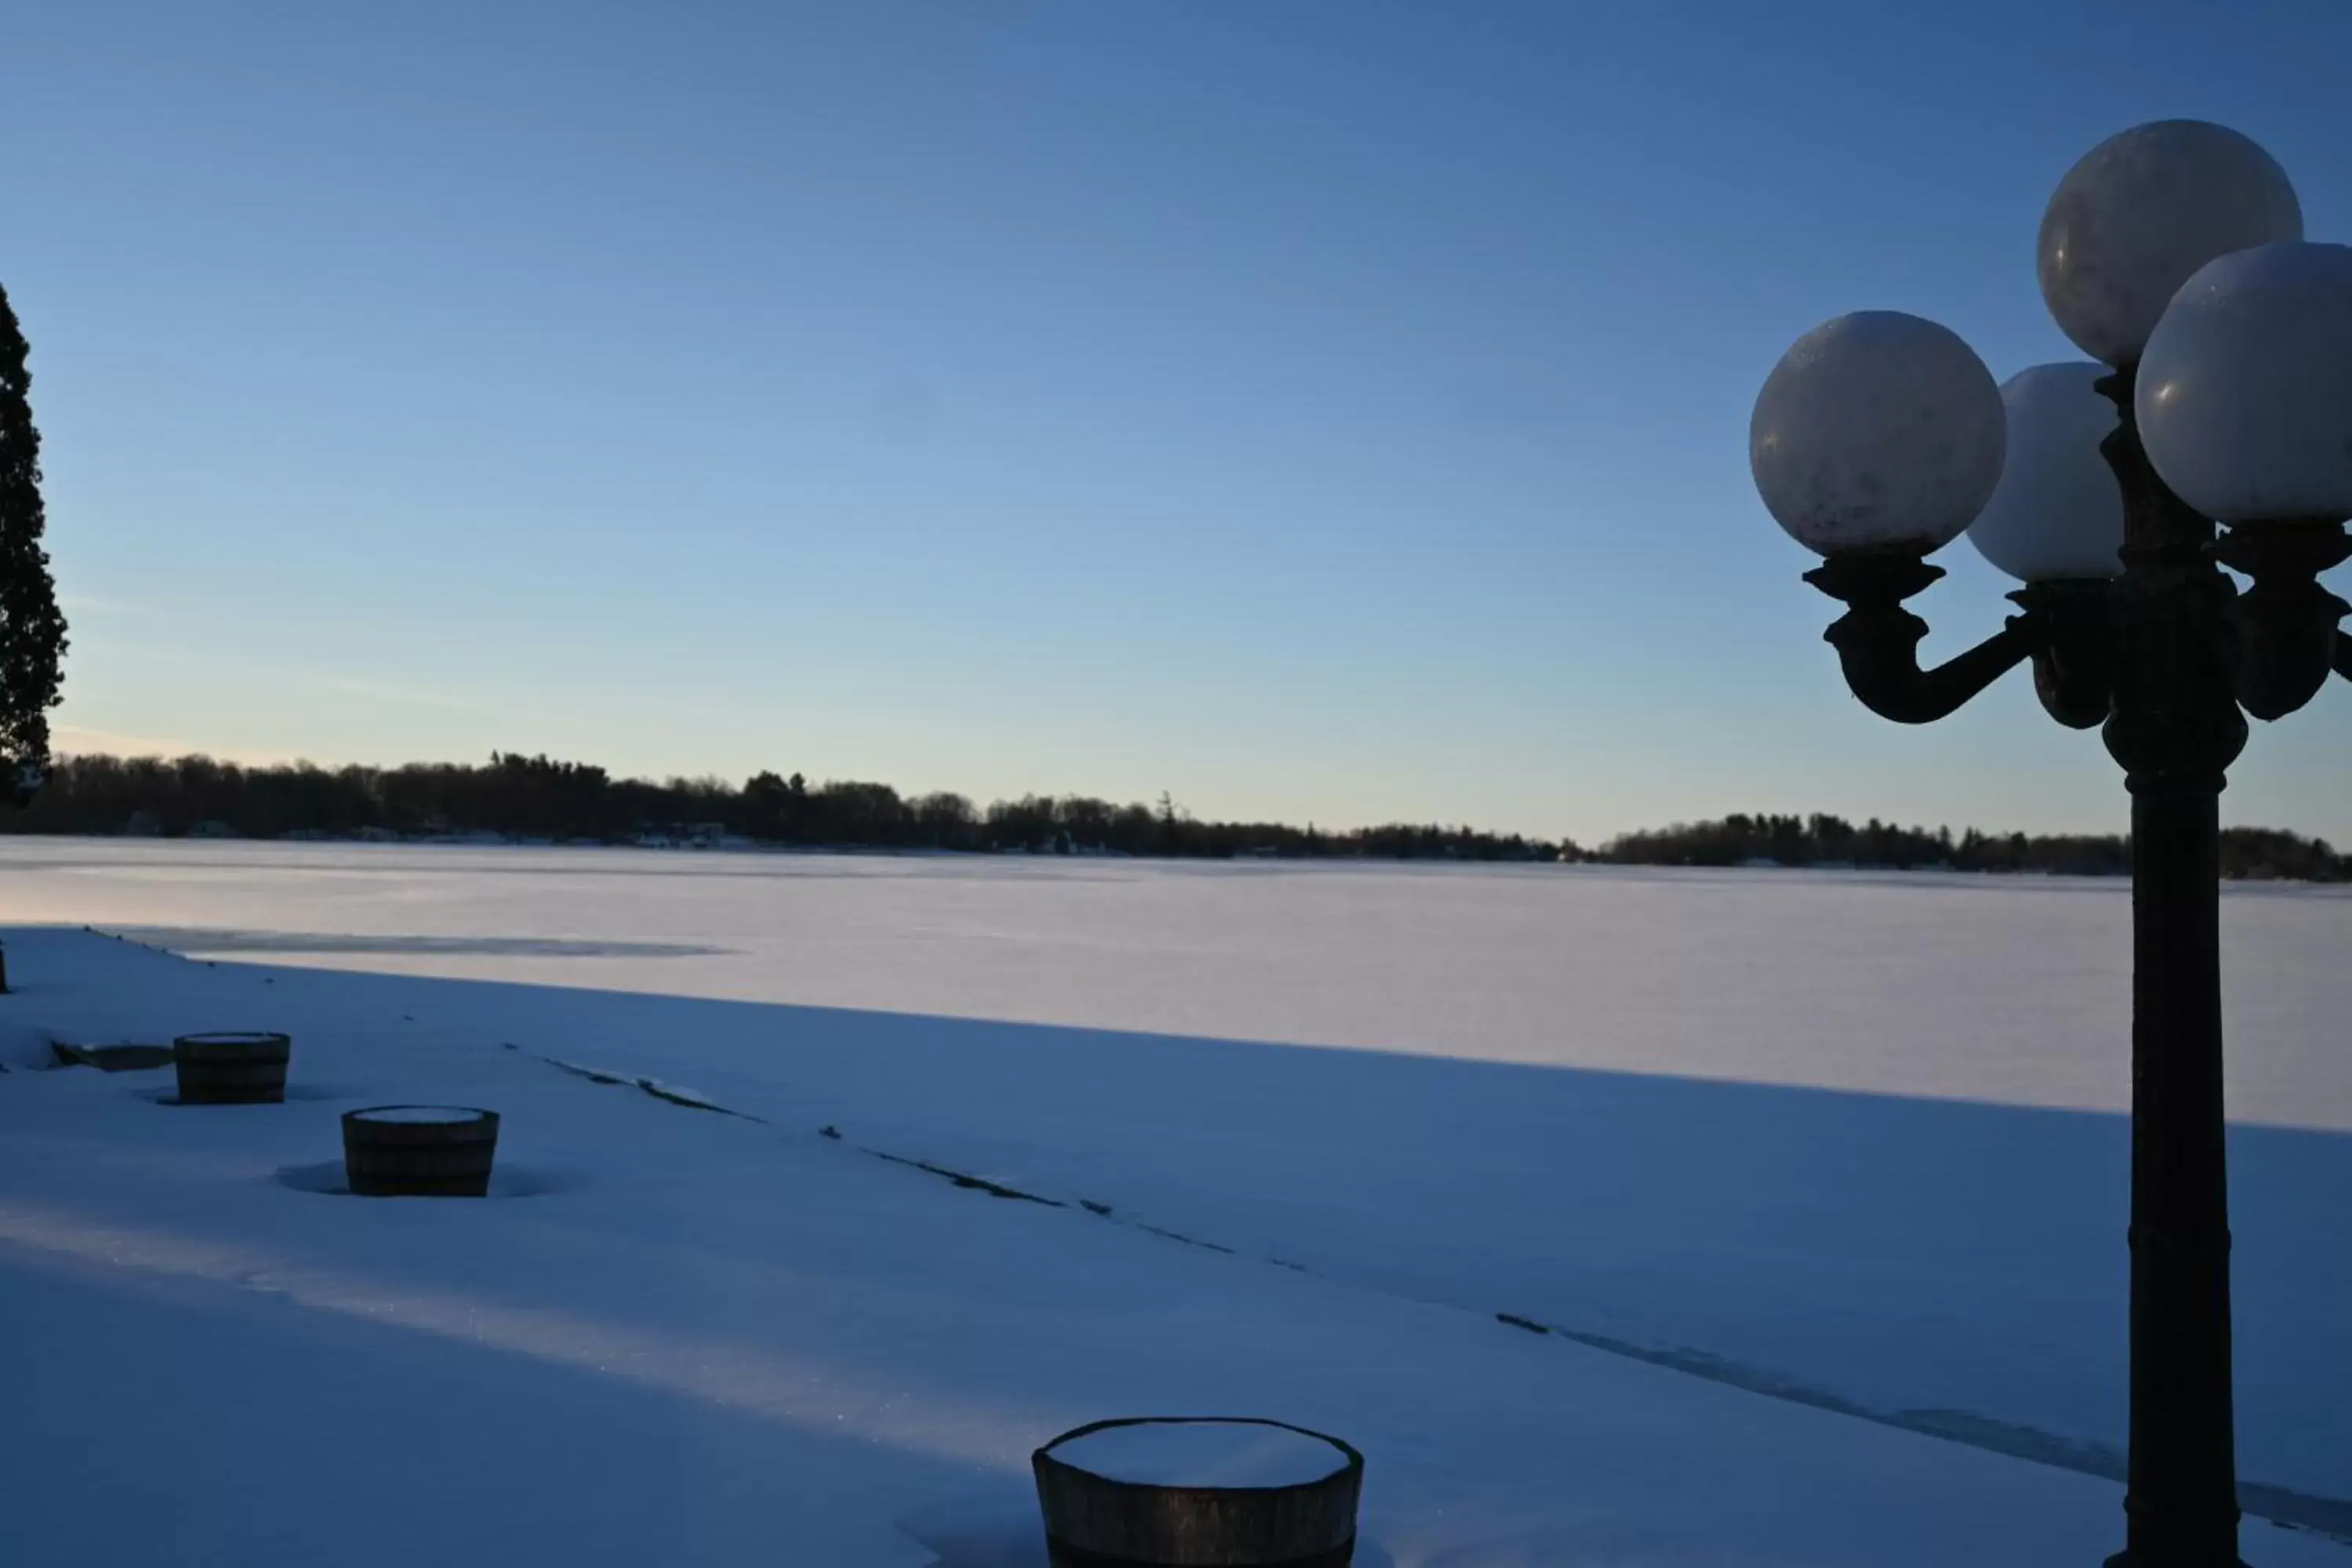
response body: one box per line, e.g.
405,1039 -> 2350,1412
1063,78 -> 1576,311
2099,367 -> 2249,1568
1750,120 -> 2352,1568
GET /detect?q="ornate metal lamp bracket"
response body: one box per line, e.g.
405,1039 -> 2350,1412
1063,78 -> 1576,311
2209,521 -> 2352,717
1801,552 -> 2032,724
1802,552 -> 2118,729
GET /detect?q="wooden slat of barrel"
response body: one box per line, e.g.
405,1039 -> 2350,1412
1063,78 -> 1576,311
343,1108 -> 499,1197
1035,1418 -> 1362,1568
173,1032 -> 292,1105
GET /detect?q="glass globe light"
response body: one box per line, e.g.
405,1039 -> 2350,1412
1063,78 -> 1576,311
1967,363 -> 2125,581
2038,120 -> 2301,368
2138,241 -> 2352,523
1751,311 -> 2005,557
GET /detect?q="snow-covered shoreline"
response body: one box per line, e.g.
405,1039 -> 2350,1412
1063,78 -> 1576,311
4,925 -> 2339,1565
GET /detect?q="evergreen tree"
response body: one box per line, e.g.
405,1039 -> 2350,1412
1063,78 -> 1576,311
0,285 -> 67,784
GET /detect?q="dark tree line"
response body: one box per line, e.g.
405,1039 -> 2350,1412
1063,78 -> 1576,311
1,753 -> 1566,862
8,759 -> 2345,879
1594,811 -> 2350,882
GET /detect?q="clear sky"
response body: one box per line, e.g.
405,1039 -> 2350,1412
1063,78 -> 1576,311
6,0 -> 2349,844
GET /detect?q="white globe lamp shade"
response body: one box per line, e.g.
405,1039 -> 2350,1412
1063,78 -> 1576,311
2137,241 -> 2352,523
2038,120 -> 2301,368
1967,363 -> 2125,582
1751,311 -> 2005,557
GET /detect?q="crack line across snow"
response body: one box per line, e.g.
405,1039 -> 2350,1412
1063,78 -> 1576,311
510,1045 -> 2352,1546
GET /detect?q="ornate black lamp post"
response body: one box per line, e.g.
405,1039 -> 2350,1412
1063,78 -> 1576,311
1750,121 -> 2352,1568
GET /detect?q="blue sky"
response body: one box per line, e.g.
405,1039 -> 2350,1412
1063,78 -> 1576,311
6,1 -> 2349,843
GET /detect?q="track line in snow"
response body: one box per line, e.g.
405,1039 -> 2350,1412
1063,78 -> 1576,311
524,1047 -> 2352,1543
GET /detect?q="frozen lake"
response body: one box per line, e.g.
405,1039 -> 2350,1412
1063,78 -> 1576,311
2,837 -> 2348,1126
2,838 -> 2347,1513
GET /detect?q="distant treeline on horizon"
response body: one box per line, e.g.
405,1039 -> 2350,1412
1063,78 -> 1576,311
4,752 -> 2347,883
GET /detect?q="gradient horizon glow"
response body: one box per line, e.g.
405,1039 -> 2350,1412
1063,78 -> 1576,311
7,1 -> 2348,842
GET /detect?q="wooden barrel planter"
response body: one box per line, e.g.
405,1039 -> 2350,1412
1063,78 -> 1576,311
343,1106 -> 500,1196
1033,1417 -> 1363,1568
172,1032 -> 292,1104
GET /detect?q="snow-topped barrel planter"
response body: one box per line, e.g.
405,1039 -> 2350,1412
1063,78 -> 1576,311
343,1106 -> 501,1196
1033,1417 -> 1363,1567
172,1031 -> 292,1104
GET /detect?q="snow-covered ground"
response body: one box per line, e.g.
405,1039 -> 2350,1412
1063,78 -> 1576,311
2,840 -> 2347,1563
